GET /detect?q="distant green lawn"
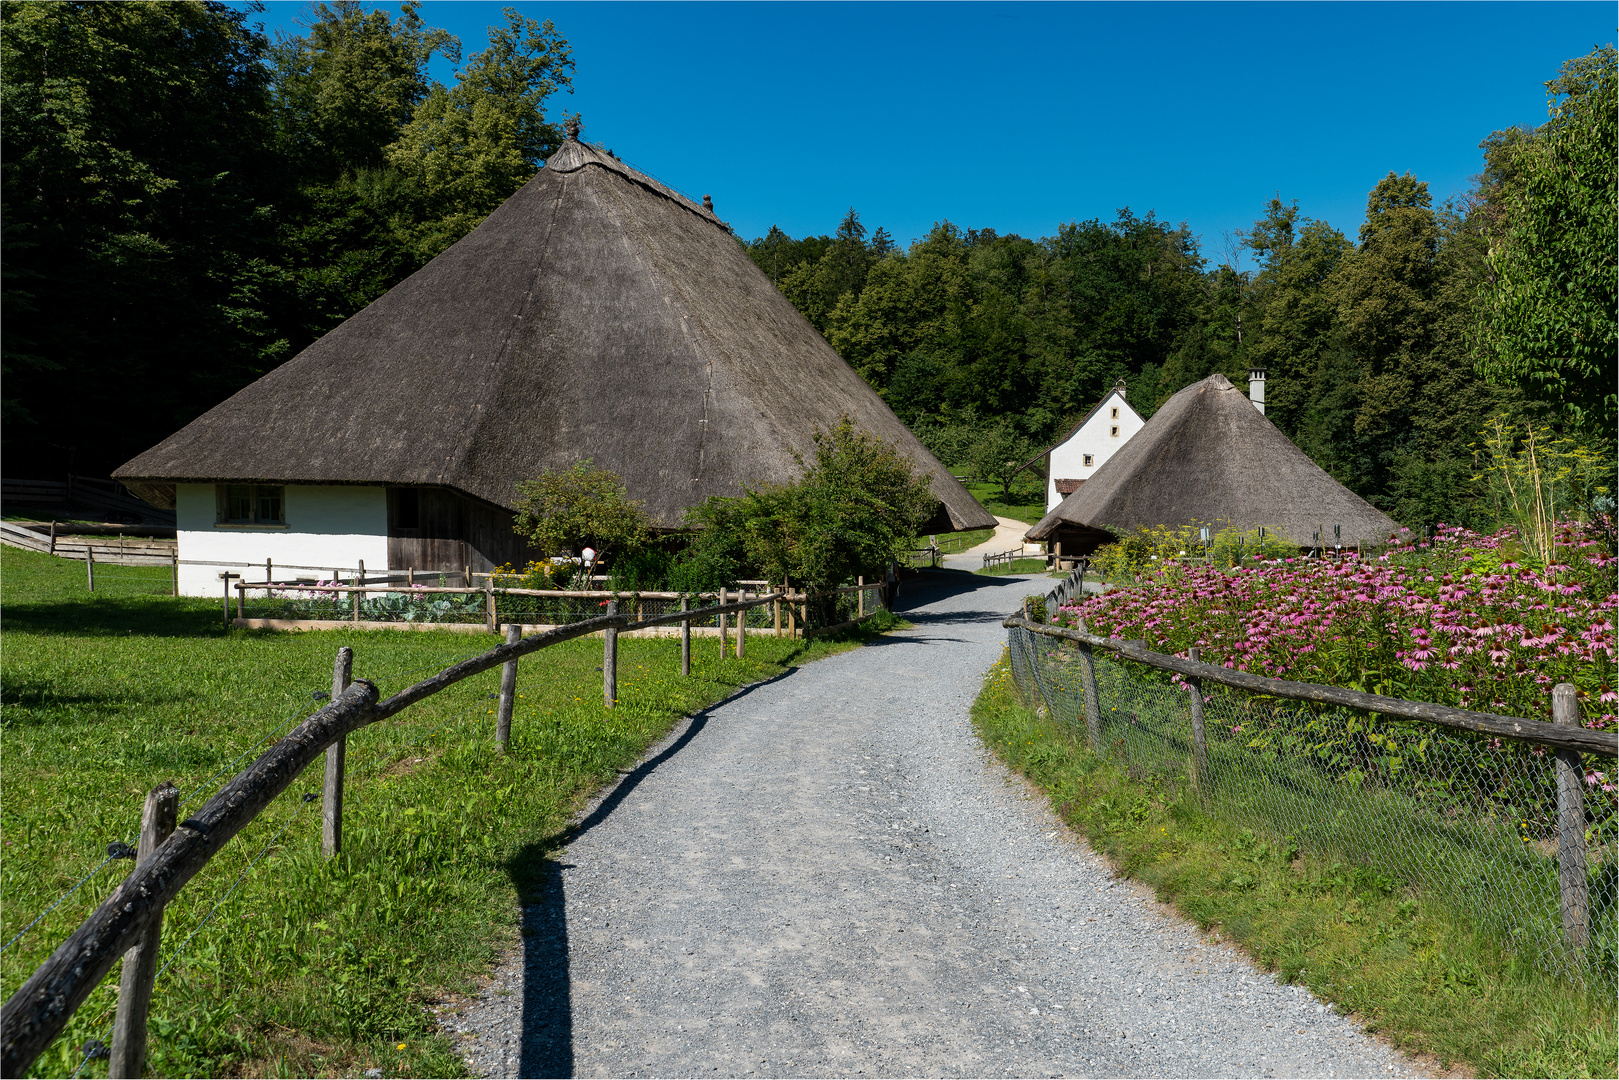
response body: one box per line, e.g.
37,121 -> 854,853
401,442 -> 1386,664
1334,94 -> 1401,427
962,480 -> 1045,526
973,558 -> 1053,576
0,546 -> 892,1078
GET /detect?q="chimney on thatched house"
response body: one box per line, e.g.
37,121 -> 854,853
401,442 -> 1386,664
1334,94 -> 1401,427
114,122 -> 992,595
1025,372 -> 1398,555
1248,368 -> 1266,415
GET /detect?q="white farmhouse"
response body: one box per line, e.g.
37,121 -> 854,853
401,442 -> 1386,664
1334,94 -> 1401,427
1030,379 -> 1145,513
114,125 -> 991,596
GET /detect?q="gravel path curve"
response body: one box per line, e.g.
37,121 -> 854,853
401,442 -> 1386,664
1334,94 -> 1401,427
438,571 -> 1422,1078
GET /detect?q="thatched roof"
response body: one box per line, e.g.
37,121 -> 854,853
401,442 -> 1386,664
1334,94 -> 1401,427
1025,373 -> 1400,547
114,134 -> 993,534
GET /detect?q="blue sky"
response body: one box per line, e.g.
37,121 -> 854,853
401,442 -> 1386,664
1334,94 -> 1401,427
246,1 -> 1612,265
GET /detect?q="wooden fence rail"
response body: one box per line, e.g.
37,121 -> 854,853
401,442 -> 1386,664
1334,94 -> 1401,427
0,592 -> 791,1077
1003,614 -> 1616,956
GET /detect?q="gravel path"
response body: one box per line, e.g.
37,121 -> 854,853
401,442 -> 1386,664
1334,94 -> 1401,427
438,571 -> 1422,1078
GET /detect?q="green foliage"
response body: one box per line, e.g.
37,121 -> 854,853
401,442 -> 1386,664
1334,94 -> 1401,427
512,460 -> 652,564
1475,46 -> 1617,434
1088,522 -> 1295,581
967,421 -> 1038,501
972,656 -> 1619,1078
1,0 -> 573,477
1475,415 -> 1616,565
677,417 -> 937,596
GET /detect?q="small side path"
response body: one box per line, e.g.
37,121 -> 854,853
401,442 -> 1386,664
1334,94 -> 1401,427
439,571 -> 1424,1079
943,515 -> 1032,570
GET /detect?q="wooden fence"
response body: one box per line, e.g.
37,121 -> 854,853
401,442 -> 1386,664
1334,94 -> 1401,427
1,477 -> 174,526
981,544 -> 1035,569
0,590 -> 810,1077
1003,613 -> 1617,954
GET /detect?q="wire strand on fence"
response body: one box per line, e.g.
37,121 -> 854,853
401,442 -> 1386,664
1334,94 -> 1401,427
1006,622 -> 1618,985
0,855 -> 120,956
152,795 -> 318,986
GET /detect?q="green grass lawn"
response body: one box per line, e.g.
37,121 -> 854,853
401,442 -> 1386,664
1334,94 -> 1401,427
962,480 -> 1045,526
973,558 -> 1053,576
973,650 -> 1618,1079
1,546 -> 896,1078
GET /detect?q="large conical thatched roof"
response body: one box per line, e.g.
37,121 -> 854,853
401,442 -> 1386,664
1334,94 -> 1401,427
114,135 -> 993,533
1025,373 -> 1400,548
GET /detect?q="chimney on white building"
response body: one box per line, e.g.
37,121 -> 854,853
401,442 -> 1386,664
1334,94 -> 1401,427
1113,376 -> 1127,401
1248,368 -> 1266,415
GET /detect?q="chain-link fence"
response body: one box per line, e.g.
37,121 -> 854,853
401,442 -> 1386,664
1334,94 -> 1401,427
1007,622 -> 1619,986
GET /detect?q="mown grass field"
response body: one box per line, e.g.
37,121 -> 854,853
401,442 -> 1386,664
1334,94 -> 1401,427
961,480 -> 1044,525
973,558 -> 1053,576
1,546 -> 896,1078
972,650 -> 1618,1079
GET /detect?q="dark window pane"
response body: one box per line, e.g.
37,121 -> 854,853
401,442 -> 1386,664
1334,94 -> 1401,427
226,485 -> 252,522
395,488 -> 419,530
257,487 -> 284,524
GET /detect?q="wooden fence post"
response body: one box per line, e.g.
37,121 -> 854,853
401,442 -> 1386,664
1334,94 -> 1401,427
857,576 -> 865,618
1075,618 -> 1103,750
718,588 -> 728,655
107,781 -> 179,1079
786,581 -> 796,638
266,558 -> 272,585
485,583 -> 496,634
1553,683 -> 1589,952
603,599 -> 619,708
48,519 -> 57,555
1188,646 -> 1209,798
171,552 -> 179,597
86,546 -> 95,592
323,647 -> 352,859
737,589 -> 747,659
773,585 -> 782,636
237,581 -> 245,620
497,624 -> 520,749
680,594 -> 691,677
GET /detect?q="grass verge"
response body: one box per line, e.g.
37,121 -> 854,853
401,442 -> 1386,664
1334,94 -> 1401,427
2,546 -> 896,1078
962,481 -> 1044,525
973,558 -> 1053,576
971,649 -> 1618,1079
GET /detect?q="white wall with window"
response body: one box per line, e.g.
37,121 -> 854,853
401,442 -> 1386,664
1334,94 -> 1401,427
175,483 -> 388,596
1045,388 -> 1145,512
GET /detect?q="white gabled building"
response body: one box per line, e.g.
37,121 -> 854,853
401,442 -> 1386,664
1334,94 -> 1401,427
1030,379 -> 1146,513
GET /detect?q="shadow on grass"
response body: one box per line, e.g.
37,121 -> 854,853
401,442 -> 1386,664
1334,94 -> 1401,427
1,595 -> 229,638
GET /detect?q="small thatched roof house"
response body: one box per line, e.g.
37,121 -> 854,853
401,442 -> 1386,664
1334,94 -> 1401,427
1025,373 -> 1400,554
115,126 -> 992,593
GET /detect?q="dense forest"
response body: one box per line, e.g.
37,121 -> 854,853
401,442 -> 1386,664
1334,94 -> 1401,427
2,2 -> 1613,530
744,45 -> 1616,527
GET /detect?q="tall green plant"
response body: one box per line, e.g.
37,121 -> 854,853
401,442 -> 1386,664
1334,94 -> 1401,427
1475,415 -> 1614,565
512,460 -> 651,566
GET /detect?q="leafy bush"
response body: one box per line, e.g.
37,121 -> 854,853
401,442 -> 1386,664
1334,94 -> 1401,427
512,460 -> 652,565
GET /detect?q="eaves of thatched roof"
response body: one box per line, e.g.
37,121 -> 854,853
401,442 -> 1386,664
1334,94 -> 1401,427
114,135 -> 994,534
1024,373 -> 1401,547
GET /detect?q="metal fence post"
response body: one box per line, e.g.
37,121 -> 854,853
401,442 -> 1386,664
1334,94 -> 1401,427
108,781 -> 179,1079
603,599 -> 619,708
323,647 -> 352,858
497,624 -> 520,748
1075,619 -> 1103,750
681,594 -> 691,676
1188,646 -> 1209,799
1553,682 -> 1589,952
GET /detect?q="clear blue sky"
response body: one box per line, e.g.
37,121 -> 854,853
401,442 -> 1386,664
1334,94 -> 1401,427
246,1 -> 1612,265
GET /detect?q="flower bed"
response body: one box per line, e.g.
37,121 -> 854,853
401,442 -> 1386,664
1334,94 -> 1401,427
1057,521 -> 1616,731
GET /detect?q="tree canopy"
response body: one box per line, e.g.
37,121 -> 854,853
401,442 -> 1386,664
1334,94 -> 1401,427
1,0 -> 572,478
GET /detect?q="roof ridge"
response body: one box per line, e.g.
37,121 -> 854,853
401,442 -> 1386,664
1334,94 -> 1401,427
545,139 -> 725,229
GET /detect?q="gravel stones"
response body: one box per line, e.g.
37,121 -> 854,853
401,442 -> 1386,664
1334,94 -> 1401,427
439,571 -> 1422,1078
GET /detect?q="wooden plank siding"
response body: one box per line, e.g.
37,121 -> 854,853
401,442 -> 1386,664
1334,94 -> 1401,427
385,487 -> 541,573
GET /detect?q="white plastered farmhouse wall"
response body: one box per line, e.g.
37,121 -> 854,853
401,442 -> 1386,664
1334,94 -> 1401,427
1046,390 -> 1145,511
176,484 -> 388,596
